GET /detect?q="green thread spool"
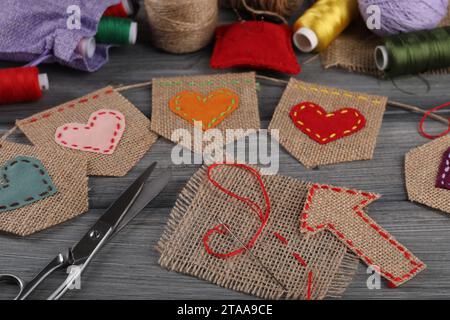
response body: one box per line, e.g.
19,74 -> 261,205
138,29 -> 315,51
96,17 -> 137,45
375,27 -> 450,77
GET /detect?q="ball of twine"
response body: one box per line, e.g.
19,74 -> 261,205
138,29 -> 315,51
220,0 -> 303,18
144,0 -> 219,54
358,0 -> 449,37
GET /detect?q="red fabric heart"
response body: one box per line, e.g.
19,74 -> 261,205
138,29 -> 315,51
210,21 -> 301,75
290,102 -> 366,145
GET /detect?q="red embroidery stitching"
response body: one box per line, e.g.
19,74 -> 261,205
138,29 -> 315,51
273,232 -> 308,267
22,89 -> 115,125
54,109 -> 125,155
203,163 -> 270,258
300,184 -> 424,284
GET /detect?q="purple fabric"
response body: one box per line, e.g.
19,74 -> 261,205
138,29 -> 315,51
0,0 -> 120,72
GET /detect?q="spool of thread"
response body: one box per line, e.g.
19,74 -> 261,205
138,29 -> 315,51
96,17 -> 137,45
76,37 -> 96,58
293,0 -> 359,53
104,0 -> 135,17
220,0 -> 303,18
0,67 -> 49,105
144,0 -> 219,54
358,0 -> 449,37
375,26 -> 450,76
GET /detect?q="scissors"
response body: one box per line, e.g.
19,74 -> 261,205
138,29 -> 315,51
0,162 -> 171,300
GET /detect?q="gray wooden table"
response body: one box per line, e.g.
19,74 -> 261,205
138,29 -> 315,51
1,5 -> 450,300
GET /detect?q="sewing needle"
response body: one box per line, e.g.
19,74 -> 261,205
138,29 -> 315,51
217,218 -> 288,294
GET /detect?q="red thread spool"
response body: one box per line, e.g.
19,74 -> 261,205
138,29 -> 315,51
0,67 -> 49,105
104,0 -> 134,17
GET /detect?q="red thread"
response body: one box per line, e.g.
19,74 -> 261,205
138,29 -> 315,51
0,67 -> 42,105
103,0 -> 131,17
22,89 -> 114,125
292,253 -> 308,267
203,163 -> 270,258
273,232 -> 288,245
307,271 -> 313,300
419,101 -> 450,139
300,184 -> 424,284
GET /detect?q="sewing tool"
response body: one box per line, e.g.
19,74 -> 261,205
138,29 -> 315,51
375,26 -> 450,76
292,0 -> 359,52
358,0 -> 449,37
144,0 -> 218,54
104,0 -> 135,17
96,17 -> 138,45
0,163 -> 171,300
0,67 -> 49,105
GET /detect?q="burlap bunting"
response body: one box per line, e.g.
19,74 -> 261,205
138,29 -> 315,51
0,141 -> 88,236
268,78 -> 387,168
151,72 -> 260,153
16,87 -> 157,177
405,135 -> 450,215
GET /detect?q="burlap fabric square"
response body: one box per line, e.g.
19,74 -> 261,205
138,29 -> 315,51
405,135 -> 450,214
151,72 -> 260,153
16,86 -> 157,177
0,141 -> 88,236
320,7 -> 450,77
268,78 -> 387,168
158,165 -> 359,300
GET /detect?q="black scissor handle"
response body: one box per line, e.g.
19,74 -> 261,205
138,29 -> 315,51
0,274 -> 25,300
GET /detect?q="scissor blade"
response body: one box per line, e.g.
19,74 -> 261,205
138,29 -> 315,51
114,168 -> 172,235
69,162 -> 157,264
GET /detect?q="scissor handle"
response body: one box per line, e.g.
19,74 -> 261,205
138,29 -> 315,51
15,253 -> 69,300
0,274 -> 25,300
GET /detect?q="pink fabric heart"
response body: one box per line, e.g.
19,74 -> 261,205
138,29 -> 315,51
55,109 -> 126,154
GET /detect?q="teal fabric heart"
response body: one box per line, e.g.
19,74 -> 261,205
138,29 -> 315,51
0,156 -> 57,212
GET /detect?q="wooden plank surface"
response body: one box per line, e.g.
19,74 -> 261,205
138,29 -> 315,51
1,3 -> 450,300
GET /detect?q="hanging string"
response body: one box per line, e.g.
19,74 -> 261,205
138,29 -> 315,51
113,75 -> 449,135
203,163 -> 270,258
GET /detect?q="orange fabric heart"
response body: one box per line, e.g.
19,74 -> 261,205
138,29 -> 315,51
290,102 -> 366,144
169,89 -> 239,131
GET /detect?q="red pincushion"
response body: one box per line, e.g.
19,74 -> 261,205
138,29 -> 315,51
210,21 -> 301,75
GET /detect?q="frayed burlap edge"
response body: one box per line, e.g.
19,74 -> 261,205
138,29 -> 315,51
157,166 -> 359,300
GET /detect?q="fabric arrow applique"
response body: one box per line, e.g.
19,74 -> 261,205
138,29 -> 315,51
300,184 -> 426,287
290,102 -> 366,144
169,89 -> 239,131
0,156 -> 57,213
55,109 -> 126,155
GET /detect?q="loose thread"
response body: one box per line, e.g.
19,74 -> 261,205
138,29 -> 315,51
418,101 -> 450,139
0,126 -> 17,141
203,163 -> 270,258
240,0 -> 289,24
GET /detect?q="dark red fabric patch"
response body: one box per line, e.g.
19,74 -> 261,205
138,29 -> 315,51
436,147 -> 450,190
210,21 -> 301,75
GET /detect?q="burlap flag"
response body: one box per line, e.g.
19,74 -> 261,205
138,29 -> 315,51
151,72 -> 260,153
320,7 -> 450,77
158,165 -> 360,300
0,141 -> 88,236
268,78 -> 387,168
16,86 -> 158,177
405,135 -> 450,214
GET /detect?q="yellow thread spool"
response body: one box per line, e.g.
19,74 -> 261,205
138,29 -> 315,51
292,0 -> 359,53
